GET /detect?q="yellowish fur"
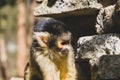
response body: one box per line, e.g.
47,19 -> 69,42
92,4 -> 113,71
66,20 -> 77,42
24,45 -> 77,80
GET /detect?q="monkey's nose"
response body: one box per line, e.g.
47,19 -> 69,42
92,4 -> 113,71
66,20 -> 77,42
33,39 -> 40,47
61,49 -> 69,54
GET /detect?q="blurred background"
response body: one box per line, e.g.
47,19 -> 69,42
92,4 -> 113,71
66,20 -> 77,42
0,0 -> 34,80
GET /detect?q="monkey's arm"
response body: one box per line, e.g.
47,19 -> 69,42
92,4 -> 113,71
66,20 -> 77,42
24,63 -> 43,80
65,48 -> 77,80
24,63 -> 31,80
34,53 -> 60,80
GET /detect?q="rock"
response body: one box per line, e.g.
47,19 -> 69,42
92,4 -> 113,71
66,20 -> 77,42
10,77 -> 23,80
95,0 -> 120,34
34,0 -> 119,17
98,0 -> 117,7
98,55 -> 120,80
95,5 -> 115,34
36,0 -> 44,3
77,33 -> 120,66
77,33 -> 120,80
34,0 -> 102,17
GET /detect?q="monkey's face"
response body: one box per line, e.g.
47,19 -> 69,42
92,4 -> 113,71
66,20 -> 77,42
55,32 -> 72,56
33,31 -> 72,57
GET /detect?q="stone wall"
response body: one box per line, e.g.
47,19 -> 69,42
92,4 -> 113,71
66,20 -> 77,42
77,33 -> 120,80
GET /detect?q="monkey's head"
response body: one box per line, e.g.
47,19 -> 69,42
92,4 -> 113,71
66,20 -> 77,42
33,19 -> 72,57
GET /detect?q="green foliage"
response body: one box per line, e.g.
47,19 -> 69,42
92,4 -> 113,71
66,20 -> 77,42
0,0 -> 16,7
0,5 -> 18,33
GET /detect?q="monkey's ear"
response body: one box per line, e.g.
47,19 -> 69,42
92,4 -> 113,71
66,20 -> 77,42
33,32 -> 50,47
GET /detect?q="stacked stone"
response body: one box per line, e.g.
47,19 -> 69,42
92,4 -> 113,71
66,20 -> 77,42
77,0 -> 120,80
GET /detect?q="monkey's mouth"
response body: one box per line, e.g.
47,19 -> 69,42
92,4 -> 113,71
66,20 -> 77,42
61,49 -> 69,55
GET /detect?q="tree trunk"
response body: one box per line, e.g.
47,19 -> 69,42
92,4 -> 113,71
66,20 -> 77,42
17,0 -> 34,77
0,36 -> 9,80
17,0 -> 27,77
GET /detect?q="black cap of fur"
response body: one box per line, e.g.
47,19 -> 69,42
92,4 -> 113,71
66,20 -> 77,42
33,19 -> 70,48
33,19 -> 69,36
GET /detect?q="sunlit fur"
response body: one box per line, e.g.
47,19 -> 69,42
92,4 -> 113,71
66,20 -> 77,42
24,19 -> 77,80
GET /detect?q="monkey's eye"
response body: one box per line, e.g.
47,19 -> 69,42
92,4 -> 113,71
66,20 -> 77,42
61,41 -> 70,45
